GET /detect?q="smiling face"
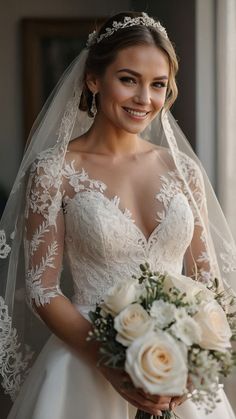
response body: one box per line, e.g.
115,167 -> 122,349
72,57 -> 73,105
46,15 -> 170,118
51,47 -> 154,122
87,44 -> 169,135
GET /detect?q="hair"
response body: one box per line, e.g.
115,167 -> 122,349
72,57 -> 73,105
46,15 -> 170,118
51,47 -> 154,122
79,11 -> 179,116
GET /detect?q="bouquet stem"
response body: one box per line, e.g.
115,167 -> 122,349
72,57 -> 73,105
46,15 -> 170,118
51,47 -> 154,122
135,409 -> 176,419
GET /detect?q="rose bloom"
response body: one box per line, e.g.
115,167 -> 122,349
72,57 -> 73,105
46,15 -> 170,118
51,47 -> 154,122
114,303 -> 153,346
101,280 -> 141,316
194,300 -> 232,352
163,272 -> 214,303
125,330 -> 187,395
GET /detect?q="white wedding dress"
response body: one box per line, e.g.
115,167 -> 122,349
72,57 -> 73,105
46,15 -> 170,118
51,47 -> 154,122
6,148 -> 236,419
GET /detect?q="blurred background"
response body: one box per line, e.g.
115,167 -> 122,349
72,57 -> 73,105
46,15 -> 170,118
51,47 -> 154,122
0,0 -> 236,416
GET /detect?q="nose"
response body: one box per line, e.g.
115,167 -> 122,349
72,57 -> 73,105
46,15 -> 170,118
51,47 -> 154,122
133,85 -> 151,105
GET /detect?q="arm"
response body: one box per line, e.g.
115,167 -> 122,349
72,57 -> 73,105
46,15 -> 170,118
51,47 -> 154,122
183,156 -> 223,289
24,159 -> 99,365
25,157 -> 168,415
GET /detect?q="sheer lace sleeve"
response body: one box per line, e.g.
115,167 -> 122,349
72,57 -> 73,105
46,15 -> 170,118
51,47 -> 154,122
24,155 -> 66,310
182,155 -> 220,286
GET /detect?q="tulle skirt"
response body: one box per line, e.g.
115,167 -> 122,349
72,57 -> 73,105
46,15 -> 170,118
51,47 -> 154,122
7,334 -> 236,419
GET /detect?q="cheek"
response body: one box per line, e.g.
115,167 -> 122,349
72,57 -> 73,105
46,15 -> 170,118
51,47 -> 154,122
100,81 -> 133,104
154,90 -> 167,108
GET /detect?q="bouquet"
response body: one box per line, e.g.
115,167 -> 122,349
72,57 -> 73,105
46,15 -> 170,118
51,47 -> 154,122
87,263 -> 236,418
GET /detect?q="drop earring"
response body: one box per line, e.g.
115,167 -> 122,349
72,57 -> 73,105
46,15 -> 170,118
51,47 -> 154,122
90,92 -> 97,117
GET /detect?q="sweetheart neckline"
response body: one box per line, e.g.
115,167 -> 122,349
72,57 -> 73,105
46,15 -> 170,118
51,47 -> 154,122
65,189 -> 188,245
63,165 -> 185,243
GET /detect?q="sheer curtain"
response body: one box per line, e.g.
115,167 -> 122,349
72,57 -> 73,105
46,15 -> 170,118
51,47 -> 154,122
216,0 -> 236,410
217,0 -> 236,235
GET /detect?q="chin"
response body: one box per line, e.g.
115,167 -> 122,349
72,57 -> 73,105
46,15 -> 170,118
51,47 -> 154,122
116,119 -> 152,135
126,126 -> 146,134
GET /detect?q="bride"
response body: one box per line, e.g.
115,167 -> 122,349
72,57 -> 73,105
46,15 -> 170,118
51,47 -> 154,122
0,11 -> 236,419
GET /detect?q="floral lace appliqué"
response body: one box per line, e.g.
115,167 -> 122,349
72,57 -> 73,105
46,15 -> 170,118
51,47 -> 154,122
0,297 -> 33,400
0,230 -> 11,259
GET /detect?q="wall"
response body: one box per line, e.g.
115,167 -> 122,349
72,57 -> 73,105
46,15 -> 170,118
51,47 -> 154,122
0,0 -> 130,195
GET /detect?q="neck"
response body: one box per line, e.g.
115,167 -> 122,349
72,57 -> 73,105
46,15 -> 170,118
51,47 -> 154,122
84,112 -> 142,156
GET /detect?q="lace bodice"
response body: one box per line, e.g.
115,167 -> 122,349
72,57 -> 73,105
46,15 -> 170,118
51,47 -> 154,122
24,147 -> 213,318
64,189 -> 193,311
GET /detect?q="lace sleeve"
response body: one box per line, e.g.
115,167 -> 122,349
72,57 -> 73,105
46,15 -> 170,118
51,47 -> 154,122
182,156 -> 220,286
24,155 -> 66,310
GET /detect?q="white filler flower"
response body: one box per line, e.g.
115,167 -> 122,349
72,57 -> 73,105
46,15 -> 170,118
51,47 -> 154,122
150,300 -> 176,328
170,316 -> 202,346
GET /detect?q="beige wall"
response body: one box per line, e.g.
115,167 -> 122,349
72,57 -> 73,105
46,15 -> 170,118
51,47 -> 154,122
0,0 -> 130,194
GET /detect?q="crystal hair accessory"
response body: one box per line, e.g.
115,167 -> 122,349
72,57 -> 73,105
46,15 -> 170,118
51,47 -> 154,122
86,12 -> 168,48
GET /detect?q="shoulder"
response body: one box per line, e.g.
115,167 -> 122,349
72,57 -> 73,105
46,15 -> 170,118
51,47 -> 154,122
28,146 -> 65,198
177,152 -> 205,189
30,145 -> 63,175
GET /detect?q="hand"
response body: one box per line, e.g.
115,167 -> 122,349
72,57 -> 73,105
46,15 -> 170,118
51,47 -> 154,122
170,377 -> 194,410
100,366 -> 172,416
170,393 -> 188,410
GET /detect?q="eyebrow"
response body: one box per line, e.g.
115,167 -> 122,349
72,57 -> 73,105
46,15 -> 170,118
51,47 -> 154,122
116,68 -> 168,80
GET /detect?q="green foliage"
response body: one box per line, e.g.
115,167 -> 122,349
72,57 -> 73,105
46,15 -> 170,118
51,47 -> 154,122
88,307 -> 126,368
88,264 -> 236,416
137,264 -> 192,313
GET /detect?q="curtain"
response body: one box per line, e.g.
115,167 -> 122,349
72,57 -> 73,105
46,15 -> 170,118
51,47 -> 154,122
217,0 -> 236,235
216,0 -> 236,411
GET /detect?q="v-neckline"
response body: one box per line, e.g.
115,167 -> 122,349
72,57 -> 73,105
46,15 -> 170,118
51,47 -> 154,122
64,165 -> 184,244
66,189 -> 177,245
100,192 -> 163,244
65,165 -> 163,243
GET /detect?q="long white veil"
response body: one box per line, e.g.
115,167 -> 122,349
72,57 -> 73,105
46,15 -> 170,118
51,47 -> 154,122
0,42 -> 236,401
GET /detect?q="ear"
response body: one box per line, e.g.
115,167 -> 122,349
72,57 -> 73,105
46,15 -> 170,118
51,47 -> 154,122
86,73 -> 99,94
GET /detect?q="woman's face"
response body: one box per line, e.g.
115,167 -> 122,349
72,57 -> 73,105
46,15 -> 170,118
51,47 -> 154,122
91,44 -> 169,134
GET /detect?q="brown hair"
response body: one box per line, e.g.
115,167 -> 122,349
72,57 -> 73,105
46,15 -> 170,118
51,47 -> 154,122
79,11 -> 178,116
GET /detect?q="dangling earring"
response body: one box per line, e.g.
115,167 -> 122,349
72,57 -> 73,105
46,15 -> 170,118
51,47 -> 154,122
90,92 -> 97,117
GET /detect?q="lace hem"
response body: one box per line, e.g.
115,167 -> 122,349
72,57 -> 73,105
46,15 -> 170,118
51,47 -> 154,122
0,297 -> 33,400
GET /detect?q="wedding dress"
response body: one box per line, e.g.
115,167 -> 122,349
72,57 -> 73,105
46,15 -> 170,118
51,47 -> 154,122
6,146 -> 236,419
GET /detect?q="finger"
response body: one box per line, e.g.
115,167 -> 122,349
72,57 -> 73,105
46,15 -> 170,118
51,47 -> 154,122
121,388 -> 169,413
127,388 -> 168,407
137,390 -> 172,404
170,395 -> 188,410
121,392 -> 163,416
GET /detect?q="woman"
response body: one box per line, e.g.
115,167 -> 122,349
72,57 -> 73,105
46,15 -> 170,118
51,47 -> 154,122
0,11 -> 235,419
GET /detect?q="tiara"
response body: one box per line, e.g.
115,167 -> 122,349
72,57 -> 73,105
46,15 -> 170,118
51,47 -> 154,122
86,12 -> 168,48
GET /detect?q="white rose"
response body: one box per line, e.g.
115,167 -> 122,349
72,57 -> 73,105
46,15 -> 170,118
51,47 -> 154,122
125,330 -> 188,395
193,300 -> 232,352
163,272 -> 214,303
150,300 -> 176,328
170,316 -> 202,346
101,280 -> 141,316
114,303 -> 153,346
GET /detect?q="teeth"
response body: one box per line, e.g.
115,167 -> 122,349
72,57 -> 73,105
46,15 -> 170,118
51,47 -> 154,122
125,108 -> 147,117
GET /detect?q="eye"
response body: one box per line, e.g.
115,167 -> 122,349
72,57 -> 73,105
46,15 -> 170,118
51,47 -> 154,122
152,81 -> 167,89
119,76 -> 137,85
